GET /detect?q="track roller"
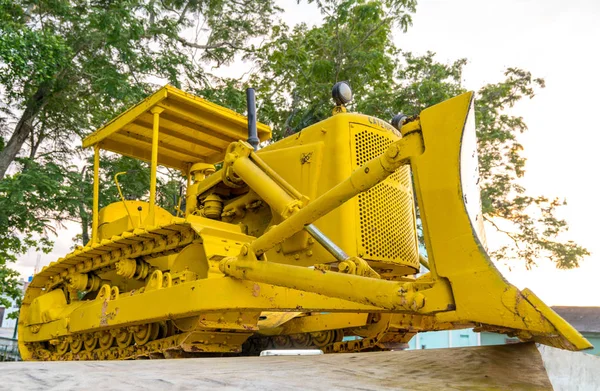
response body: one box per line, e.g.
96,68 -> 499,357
83,333 -> 98,352
116,328 -> 133,348
98,331 -> 115,350
133,323 -> 160,346
71,336 -> 83,354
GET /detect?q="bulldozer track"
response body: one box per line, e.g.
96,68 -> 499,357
27,323 -> 388,361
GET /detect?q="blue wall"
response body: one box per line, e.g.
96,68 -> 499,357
407,329 -> 479,350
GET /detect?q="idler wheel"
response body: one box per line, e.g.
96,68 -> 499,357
311,330 -> 336,348
116,329 -> 133,348
133,323 -> 159,346
272,335 -> 293,349
290,333 -> 312,348
158,321 -> 174,339
98,331 -> 115,350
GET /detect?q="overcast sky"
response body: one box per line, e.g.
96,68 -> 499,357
14,0 -> 600,306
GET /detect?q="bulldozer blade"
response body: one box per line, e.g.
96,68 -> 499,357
411,92 -> 592,351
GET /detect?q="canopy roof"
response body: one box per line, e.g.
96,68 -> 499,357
82,85 -> 271,172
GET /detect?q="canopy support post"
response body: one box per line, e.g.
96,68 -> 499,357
148,107 -> 164,226
91,145 -> 100,244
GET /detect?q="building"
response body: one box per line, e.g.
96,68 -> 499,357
0,277 -> 28,332
0,296 -> 19,330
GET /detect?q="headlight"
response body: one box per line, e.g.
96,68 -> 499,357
332,81 -> 353,106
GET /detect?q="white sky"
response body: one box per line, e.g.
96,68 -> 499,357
14,0 -> 600,306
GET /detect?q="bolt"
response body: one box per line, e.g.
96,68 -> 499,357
387,145 -> 399,159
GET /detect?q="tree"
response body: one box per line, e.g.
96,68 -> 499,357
0,0 -> 280,180
475,69 -> 589,269
243,0 -> 588,269
0,264 -> 22,311
393,53 -> 589,269
0,157 -> 79,307
247,0 -> 415,139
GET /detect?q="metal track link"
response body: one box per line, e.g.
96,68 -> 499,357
29,326 -> 389,361
26,323 -> 252,361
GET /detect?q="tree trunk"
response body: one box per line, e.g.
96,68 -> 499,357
0,85 -> 49,180
80,204 -> 90,246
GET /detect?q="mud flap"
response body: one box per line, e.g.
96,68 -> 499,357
411,92 -> 592,351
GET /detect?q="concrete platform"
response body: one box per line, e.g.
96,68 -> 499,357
1,343 -> 599,390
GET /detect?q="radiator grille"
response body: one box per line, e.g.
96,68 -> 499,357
354,129 -> 419,267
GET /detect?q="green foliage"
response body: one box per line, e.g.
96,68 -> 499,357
251,0 -> 414,139
0,157 -> 78,305
193,79 -> 249,116
0,264 -> 21,310
249,0 -> 588,269
475,69 -> 589,269
0,158 -> 77,262
0,0 -> 280,174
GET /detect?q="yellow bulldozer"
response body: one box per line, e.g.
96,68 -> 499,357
17,83 -> 592,361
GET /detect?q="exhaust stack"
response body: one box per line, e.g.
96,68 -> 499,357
246,88 -> 259,151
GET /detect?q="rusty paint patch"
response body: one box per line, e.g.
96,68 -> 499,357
99,300 -> 118,326
252,283 -> 260,297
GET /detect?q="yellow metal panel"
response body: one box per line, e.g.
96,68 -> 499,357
350,122 -> 419,272
259,313 -> 369,336
124,121 -> 220,156
82,84 -> 271,169
99,138 -> 189,171
165,85 -> 270,139
117,128 -> 207,161
82,87 -> 169,148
